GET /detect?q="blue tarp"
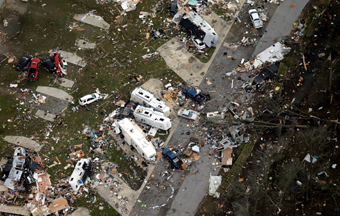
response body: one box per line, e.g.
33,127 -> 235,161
188,0 -> 198,5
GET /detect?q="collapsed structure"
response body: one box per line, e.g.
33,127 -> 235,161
69,158 -> 92,191
134,105 -> 172,131
131,87 -> 170,117
3,147 -> 38,190
116,118 -> 156,161
173,10 -> 219,47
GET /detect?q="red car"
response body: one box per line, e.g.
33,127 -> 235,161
27,58 -> 41,81
54,52 -> 65,77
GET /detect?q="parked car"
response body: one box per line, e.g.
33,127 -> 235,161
249,9 -> 263,29
183,86 -> 210,104
178,109 -> 199,120
16,55 -> 32,71
162,148 -> 183,169
170,1 -> 178,17
42,57 -> 56,73
79,93 -> 103,106
27,58 -> 41,81
192,37 -> 206,50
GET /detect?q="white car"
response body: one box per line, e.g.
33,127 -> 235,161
249,9 -> 263,29
79,93 -> 103,106
192,38 -> 206,50
177,109 -> 200,120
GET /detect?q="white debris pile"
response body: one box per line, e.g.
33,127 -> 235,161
209,175 -> 222,198
253,42 -> 291,68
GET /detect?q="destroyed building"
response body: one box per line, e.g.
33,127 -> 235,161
134,105 -> 172,131
131,87 -> 170,117
69,158 -> 92,191
116,118 -> 156,161
174,10 -> 219,47
3,147 -> 38,191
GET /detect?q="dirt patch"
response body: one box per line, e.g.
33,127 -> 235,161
188,56 -> 195,63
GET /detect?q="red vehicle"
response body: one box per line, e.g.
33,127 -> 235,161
54,52 -> 65,77
27,58 -> 41,81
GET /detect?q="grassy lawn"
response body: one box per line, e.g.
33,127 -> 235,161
0,0 -> 186,213
0,0 -> 226,213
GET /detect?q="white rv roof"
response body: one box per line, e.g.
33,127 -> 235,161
134,105 -> 171,126
184,11 -> 218,37
117,118 -> 156,158
131,87 -> 170,114
69,158 -> 91,191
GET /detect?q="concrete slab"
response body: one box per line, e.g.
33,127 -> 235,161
73,14 -> 110,30
70,207 -> 90,216
158,11 -> 229,87
200,12 -> 229,38
35,109 -> 56,122
0,185 -> 8,191
158,38 -> 205,87
140,78 -> 164,98
58,78 -> 75,88
4,136 -> 42,152
37,95 -> 69,114
97,164 -> 156,216
0,205 -> 30,216
4,0 -> 28,14
75,39 -> 96,49
0,158 -> 8,167
58,50 -> 86,67
36,86 -> 73,101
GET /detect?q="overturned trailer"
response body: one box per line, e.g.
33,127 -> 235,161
175,11 -> 219,47
117,118 -> 156,161
69,158 -> 92,191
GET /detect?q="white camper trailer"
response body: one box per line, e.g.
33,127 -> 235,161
117,118 -> 156,161
131,87 -> 170,117
134,105 -> 172,131
69,158 -> 92,191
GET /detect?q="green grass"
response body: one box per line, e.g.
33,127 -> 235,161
72,192 -> 119,216
275,62 -> 288,95
195,47 -> 216,63
302,0 -> 331,44
0,0 -> 185,212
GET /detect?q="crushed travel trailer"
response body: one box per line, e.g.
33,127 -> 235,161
174,10 -> 219,47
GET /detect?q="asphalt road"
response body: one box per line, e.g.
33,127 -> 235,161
253,0 -> 310,56
130,0 -> 310,215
